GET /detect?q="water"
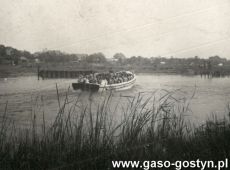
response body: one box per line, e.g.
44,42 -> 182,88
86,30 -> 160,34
1,74 -> 230,126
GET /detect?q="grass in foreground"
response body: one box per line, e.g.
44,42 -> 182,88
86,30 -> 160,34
0,89 -> 230,170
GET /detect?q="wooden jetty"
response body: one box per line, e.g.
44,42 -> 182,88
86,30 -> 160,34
198,61 -> 229,78
38,67 -> 94,79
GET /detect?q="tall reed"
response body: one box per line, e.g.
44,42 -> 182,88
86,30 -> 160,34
0,88 -> 229,170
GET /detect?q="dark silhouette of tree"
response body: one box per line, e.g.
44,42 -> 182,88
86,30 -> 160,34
0,45 -> 34,64
86,52 -> 107,63
0,45 -> 6,57
113,53 -> 126,64
35,50 -> 83,63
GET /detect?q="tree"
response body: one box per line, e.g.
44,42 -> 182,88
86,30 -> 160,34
86,52 -> 107,63
35,50 -> 82,63
0,45 -> 6,57
113,53 -> 126,64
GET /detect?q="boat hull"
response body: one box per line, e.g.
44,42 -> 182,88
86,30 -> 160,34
99,76 -> 136,91
72,83 -> 100,92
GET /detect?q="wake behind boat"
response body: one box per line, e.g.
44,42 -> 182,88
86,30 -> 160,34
72,71 -> 136,92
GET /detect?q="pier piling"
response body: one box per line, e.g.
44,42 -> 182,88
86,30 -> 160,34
37,70 -> 94,79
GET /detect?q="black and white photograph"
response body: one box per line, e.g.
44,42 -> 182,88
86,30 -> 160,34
0,0 -> 230,169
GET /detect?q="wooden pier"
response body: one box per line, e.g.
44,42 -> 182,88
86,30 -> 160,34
38,68 -> 94,79
199,70 -> 229,78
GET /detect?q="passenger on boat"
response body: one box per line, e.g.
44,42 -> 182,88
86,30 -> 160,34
83,77 -> 89,83
78,71 -> 133,85
118,77 -> 123,83
78,74 -> 84,83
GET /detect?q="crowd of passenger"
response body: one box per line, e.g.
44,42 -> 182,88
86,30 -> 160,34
78,71 -> 134,85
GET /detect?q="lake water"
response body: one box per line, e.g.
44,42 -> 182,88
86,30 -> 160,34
1,73 -> 230,127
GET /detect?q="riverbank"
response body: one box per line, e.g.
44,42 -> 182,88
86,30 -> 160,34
0,91 -> 229,170
0,64 -> 193,79
1,63 -> 230,79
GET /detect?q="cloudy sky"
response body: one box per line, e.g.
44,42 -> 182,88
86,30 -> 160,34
0,0 -> 230,58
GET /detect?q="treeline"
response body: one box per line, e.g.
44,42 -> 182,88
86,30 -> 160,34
127,55 -> 230,75
117,55 -> 229,67
1,44 -> 230,74
0,44 -> 84,64
0,44 -> 108,64
0,44 -> 33,64
34,50 -> 83,63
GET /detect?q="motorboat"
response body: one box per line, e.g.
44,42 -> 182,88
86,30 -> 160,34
72,71 -> 136,92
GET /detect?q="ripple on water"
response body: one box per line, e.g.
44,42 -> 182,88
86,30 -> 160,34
0,74 -> 230,127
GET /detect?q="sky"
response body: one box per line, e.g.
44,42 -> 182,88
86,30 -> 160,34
0,0 -> 230,58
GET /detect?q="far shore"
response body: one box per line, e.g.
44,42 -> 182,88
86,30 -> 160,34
0,63 -> 227,78
0,65 -> 191,78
